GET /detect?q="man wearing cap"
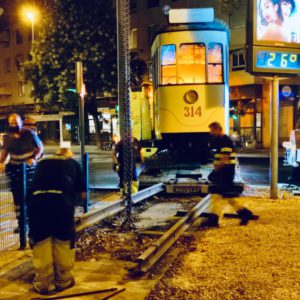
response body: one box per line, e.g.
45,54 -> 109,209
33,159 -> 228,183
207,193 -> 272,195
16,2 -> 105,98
28,148 -> 86,294
0,113 -> 43,233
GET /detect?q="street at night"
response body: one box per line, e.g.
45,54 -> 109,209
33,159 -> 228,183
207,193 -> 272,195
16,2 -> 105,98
1,0 -> 300,299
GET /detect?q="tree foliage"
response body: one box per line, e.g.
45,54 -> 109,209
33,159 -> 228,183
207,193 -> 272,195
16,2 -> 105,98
218,0 -> 244,26
22,0 -> 117,112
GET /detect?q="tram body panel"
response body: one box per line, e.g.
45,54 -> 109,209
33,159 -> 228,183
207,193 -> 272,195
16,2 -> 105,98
156,84 -> 225,134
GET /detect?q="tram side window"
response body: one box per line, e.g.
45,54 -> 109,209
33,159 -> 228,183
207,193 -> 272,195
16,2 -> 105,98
208,43 -> 223,83
178,43 -> 206,84
161,44 -> 176,85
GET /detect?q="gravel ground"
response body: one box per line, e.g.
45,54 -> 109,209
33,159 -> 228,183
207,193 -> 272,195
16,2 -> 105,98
147,186 -> 300,300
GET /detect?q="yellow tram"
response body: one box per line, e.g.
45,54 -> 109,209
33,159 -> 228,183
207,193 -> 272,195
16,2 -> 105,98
133,8 -> 230,161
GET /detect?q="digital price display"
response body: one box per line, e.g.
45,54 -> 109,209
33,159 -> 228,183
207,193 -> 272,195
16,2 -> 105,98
246,0 -> 300,76
256,51 -> 300,70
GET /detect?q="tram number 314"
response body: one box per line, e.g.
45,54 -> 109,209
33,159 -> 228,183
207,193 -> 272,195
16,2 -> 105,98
184,106 -> 201,117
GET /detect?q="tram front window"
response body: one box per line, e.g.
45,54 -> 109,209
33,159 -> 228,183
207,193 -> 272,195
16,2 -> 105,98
208,43 -> 223,83
161,44 -> 177,85
178,43 -> 206,84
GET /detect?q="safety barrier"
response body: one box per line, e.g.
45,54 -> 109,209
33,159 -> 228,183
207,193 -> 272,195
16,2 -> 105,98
0,153 -> 91,253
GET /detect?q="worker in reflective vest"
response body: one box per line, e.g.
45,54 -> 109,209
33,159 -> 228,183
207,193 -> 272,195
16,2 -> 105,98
203,122 -> 258,228
27,148 -> 86,295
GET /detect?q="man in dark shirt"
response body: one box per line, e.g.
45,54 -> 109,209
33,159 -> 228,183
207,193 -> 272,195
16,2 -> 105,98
28,148 -> 86,295
0,114 -> 43,233
202,122 -> 258,227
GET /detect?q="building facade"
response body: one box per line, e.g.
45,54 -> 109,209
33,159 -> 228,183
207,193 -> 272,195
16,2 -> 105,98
1,0 -> 299,147
129,0 -> 300,148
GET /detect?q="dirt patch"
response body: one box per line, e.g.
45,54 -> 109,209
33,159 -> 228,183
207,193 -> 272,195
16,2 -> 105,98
147,189 -> 300,300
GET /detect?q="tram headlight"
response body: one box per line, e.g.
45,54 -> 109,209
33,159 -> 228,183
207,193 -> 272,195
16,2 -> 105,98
184,90 -> 198,104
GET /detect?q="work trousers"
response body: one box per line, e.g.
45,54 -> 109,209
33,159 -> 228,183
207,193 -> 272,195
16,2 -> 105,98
209,194 -> 244,217
5,163 -> 35,227
32,237 -> 75,292
118,164 -> 139,194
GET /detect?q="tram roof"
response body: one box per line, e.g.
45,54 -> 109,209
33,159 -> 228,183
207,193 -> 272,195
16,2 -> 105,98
152,19 -> 230,43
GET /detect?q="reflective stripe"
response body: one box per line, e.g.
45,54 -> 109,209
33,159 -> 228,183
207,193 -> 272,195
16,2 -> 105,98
33,190 -> 63,195
41,155 -> 69,161
221,147 -> 233,152
214,160 -> 236,165
10,152 -> 34,160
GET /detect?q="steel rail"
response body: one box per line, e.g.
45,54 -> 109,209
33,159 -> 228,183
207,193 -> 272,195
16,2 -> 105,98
76,183 -> 164,231
135,194 -> 211,273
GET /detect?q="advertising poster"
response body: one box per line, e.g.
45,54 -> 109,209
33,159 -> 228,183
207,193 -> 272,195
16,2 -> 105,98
256,0 -> 300,43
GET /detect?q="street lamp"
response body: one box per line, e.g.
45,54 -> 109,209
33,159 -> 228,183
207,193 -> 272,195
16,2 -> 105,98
25,11 -> 35,42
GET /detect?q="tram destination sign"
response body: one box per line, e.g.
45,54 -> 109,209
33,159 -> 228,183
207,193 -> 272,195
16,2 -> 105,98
246,0 -> 300,75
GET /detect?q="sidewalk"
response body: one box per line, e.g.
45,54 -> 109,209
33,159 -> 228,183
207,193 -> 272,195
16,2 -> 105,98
237,148 -> 285,158
44,144 -> 285,158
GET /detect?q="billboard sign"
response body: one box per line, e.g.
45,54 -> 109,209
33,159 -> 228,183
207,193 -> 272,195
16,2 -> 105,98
246,0 -> 300,75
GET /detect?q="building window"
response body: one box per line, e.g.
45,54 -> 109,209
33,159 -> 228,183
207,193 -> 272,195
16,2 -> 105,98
129,28 -> 137,49
148,24 -> 157,45
18,82 -> 25,97
16,54 -> 24,71
16,29 -> 23,45
4,58 -> 11,73
130,0 -> 137,12
147,0 -> 160,8
88,115 -> 96,134
2,29 -> 10,48
231,51 -> 245,71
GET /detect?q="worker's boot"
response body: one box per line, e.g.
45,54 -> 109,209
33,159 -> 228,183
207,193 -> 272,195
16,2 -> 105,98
237,208 -> 259,226
200,213 -> 219,228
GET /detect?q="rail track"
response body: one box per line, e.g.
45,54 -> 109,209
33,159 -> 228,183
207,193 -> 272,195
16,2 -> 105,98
76,184 -> 213,275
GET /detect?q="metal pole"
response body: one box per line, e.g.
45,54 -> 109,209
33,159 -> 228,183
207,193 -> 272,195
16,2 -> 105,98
32,19 -> 34,42
270,76 -> 279,199
83,153 -> 89,213
20,163 -> 27,249
76,62 -> 85,161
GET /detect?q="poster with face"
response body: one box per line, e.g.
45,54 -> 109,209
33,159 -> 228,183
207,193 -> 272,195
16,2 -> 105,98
256,0 -> 300,43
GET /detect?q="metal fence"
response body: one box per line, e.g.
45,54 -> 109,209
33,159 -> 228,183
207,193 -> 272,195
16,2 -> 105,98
0,154 -> 91,253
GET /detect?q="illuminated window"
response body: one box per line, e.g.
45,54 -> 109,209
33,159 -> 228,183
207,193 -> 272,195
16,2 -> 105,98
208,43 -> 223,83
88,115 -> 96,134
129,28 -> 137,49
178,43 -> 206,84
161,44 -> 176,85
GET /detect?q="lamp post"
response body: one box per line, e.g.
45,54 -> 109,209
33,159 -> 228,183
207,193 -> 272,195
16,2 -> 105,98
26,11 -> 35,42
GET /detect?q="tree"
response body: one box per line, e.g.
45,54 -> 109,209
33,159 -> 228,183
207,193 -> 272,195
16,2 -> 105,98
21,0 -> 117,149
130,52 -> 148,88
218,0 -> 244,27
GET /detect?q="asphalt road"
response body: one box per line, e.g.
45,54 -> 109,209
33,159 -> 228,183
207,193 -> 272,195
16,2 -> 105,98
87,154 -> 295,189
